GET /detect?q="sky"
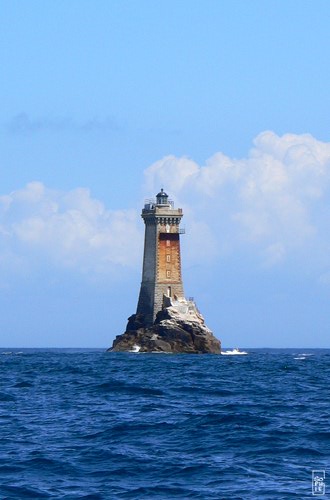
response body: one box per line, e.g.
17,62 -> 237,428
1,0 -> 330,348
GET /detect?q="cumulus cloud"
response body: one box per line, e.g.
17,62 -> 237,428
145,155 -> 199,192
3,131 -> 330,280
0,182 -> 141,275
144,131 -> 330,266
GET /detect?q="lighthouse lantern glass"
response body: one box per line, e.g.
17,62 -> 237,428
156,188 -> 168,205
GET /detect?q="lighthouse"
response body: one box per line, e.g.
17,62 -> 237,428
136,189 -> 185,326
109,188 -> 221,353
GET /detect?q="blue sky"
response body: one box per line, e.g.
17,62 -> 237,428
1,0 -> 330,347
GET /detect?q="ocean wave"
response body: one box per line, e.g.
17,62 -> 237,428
0,349 -> 328,499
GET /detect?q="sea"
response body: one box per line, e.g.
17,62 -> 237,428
0,348 -> 329,500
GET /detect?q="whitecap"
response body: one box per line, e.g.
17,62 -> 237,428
128,344 -> 141,353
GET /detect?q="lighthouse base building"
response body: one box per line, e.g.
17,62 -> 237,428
109,190 -> 221,354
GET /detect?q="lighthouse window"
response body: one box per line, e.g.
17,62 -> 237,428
166,270 -> 171,278
166,239 -> 170,247
166,254 -> 171,262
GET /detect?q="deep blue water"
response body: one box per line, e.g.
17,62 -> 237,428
0,349 -> 329,499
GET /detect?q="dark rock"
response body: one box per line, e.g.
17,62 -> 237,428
108,298 -> 221,354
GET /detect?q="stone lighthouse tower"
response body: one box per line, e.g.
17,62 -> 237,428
110,189 -> 221,353
136,188 -> 185,326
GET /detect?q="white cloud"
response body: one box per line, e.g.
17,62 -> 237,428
144,131 -> 330,266
145,155 -> 199,192
2,131 -> 330,280
0,182 -> 142,275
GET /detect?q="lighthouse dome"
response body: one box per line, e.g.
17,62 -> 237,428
156,188 -> 169,205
